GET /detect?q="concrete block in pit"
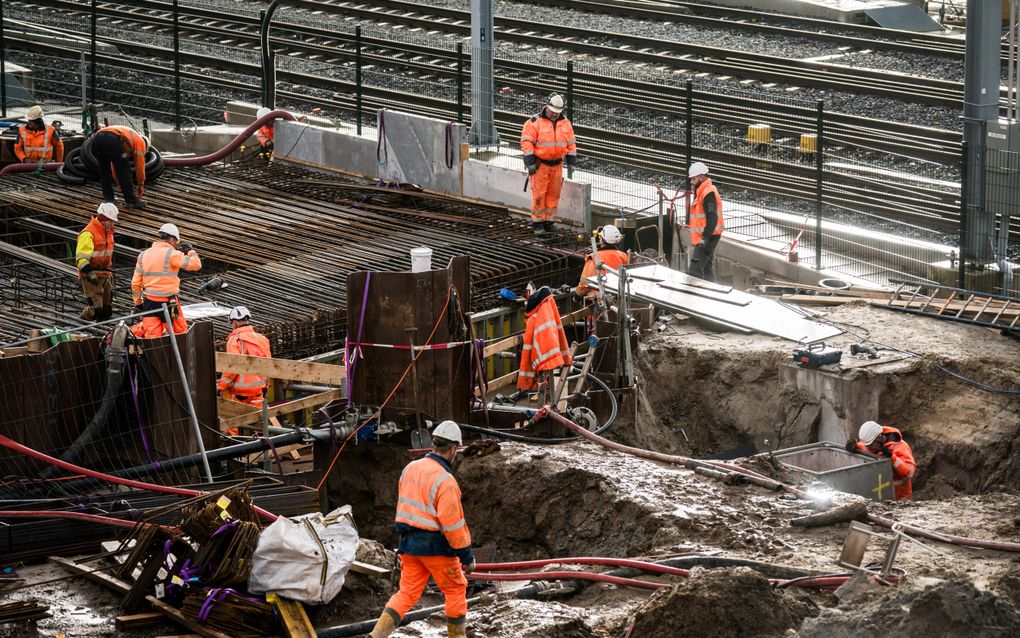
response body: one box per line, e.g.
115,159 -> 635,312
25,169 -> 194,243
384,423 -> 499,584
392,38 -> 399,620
462,159 -> 591,226
152,125 -> 255,159
765,442 -> 894,501
377,110 -> 465,195
273,120 -> 378,178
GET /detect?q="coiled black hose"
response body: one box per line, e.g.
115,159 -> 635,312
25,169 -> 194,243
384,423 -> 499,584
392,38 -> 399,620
56,137 -> 165,185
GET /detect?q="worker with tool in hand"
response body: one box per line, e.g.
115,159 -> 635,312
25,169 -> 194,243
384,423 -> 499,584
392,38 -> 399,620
846,420 -> 917,500
520,92 -> 577,234
130,223 -> 201,338
687,161 -> 724,282
369,420 -> 474,638
255,106 -> 275,160
91,124 -> 149,209
14,105 -> 64,164
217,306 -> 272,407
76,202 -> 118,321
518,284 -> 573,395
575,224 -> 630,301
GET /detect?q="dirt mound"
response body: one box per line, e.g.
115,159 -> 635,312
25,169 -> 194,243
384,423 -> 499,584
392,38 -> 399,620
628,567 -> 817,638
470,599 -> 599,637
799,579 -> 1020,638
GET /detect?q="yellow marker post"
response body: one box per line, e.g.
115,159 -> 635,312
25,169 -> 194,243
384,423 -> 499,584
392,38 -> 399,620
872,472 -> 892,500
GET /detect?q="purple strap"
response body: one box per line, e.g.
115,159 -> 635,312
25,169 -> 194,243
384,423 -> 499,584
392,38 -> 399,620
127,355 -> 161,469
196,588 -> 266,624
346,272 -> 372,408
211,519 -> 240,537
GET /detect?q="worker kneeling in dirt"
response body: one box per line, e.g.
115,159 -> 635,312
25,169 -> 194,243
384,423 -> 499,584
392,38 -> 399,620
575,224 -> 629,301
846,420 -> 917,500
369,420 -> 474,638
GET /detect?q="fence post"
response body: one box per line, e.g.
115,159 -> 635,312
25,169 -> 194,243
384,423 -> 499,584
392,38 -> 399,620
958,141 -> 969,289
566,60 -> 574,122
90,0 -> 97,105
814,100 -> 824,271
162,304 -> 213,484
0,0 -> 7,119
173,0 -> 181,130
456,42 -> 464,124
355,25 -> 362,136
684,79 -> 693,170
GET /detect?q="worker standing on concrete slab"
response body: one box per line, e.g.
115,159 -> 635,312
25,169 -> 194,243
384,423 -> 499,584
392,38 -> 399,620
255,107 -> 274,160
687,161 -> 724,282
518,284 -> 573,392
14,105 -> 64,163
846,420 -> 917,500
75,202 -> 118,321
217,306 -> 272,407
369,420 -> 474,638
91,125 -> 148,209
520,93 -> 577,234
575,224 -> 630,300
130,223 -> 201,338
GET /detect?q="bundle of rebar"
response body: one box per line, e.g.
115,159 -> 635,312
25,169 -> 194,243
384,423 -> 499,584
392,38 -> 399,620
0,599 -> 50,624
180,586 -> 276,637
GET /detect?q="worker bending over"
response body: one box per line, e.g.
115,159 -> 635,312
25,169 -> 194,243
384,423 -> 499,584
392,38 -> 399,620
255,107 -> 274,160
520,93 -> 577,234
217,306 -> 272,406
518,285 -> 573,394
14,105 -> 64,163
575,224 -> 629,300
92,125 -> 148,209
687,161 -> 724,282
846,420 -> 917,500
131,223 -> 201,338
76,202 -> 118,321
369,421 -> 474,638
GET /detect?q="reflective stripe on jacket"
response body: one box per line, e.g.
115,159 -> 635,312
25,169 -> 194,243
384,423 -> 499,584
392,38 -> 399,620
520,113 -> 577,163
76,217 -> 114,277
518,292 -> 573,391
394,453 -> 472,553
218,325 -> 272,396
690,178 -> 724,245
855,425 -> 916,500
97,125 -> 148,188
130,241 -> 202,304
15,125 -> 64,162
576,248 -> 629,297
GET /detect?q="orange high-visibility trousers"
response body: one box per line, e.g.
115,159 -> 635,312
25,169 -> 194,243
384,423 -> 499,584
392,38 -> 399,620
384,554 -> 468,623
529,162 -> 563,222
131,299 -> 188,338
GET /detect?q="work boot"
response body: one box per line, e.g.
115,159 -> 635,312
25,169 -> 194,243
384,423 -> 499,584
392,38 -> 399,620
447,617 -> 468,638
368,608 -> 399,638
532,222 -> 546,235
543,221 -> 555,233
126,198 -> 146,210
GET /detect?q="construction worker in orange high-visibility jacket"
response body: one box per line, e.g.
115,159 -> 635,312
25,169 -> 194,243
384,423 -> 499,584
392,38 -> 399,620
130,223 -> 201,338
518,285 -> 572,392
520,93 -> 576,235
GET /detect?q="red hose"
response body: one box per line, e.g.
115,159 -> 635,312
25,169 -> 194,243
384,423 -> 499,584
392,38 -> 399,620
544,408 -> 1020,554
476,557 -> 690,577
0,509 -> 171,530
469,570 -> 666,591
0,161 -> 62,175
0,434 -> 277,521
162,109 -> 296,167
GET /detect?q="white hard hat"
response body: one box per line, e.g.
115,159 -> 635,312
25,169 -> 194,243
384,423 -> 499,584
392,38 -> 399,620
433,420 -> 463,445
26,105 -> 43,120
688,161 -> 709,178
228,306 -> 251,321
858,421 -> 883,445
158,223 -> 181,240
600,224 -> 622,245
96,202 -> 119,222
256,107 -> 272,119
546,93 -> 565,114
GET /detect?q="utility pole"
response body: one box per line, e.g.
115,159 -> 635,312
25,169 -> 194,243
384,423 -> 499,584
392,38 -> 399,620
467,0 -> 499,147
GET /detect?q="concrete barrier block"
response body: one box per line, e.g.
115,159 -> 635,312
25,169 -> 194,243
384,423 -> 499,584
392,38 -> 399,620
152,125 -> 255,158
274,120 -> 378,178
462,159 -> 590,226
376,110 -> 465,195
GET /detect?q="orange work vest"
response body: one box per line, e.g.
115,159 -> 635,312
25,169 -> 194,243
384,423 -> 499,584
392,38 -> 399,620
97,125 -> 148,187
77,217 -> 115,278
520,113 -> 577,162
16,125 -> 62,162
256,124 -> 274,146
394,455 -> 472,551
518,292 -> 573,391
690,178 -> 724,245
219,326 -> 272,397
576,248 -> 629,297
855,426 -> 916,501
131,241 -> 201,303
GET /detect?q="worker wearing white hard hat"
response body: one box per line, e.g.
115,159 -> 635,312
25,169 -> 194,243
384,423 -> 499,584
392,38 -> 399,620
14,104 -> 64,164
75,202 -> 120,321
686,160 -> 724,282
520,92 -> 578,234
255,106 -> 275,160
845,420 -> 917,500
369,419 -> 474,638
217,306 -> 272,422
575,224 -> 630,300
130,222 -> 202,338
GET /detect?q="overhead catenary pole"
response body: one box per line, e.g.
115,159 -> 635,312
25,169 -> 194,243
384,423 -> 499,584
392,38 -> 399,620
467,0 -> 499,146
90,0 -> 97,105
356,26 -> 362,136
162,304 -> 214,484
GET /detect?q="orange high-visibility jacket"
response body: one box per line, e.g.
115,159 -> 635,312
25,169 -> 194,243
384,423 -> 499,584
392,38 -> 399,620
256,124 -> 274,147
97,125 -> 148,189
218,325 -> 272,396
690,178 -> 724,245
394,455 -> 472,553
520,113 -> 576,163
576,248 -> 629,297
856,425 -> 916,500
518,291 -> 572,391
76,217 -> 114,279
131,241 -> 202,304
15,125 -> 64,162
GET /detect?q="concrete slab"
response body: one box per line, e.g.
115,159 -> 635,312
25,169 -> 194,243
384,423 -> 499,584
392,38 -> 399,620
152,125 -> 255,158
377,109 -> 465,195
274,120 -> 379,179
462,159 -> 591,226
700,0 -> 923,25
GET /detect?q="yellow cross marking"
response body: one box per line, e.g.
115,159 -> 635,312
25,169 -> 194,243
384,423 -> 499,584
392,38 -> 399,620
872,472 -> 891,500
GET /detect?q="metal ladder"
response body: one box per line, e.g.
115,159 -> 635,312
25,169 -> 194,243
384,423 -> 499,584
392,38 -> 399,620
885,278 -> 1020,332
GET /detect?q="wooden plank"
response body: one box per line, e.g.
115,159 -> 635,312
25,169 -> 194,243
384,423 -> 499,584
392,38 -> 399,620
878,299 -> 1019,317
780,295 -> 865,306
216,397 -> 258,419
116,612 -> 166,630
244,443 -> 307,465
49,556 -> 231,638
267,594 -> 316,638
220,389 -> 342,430
215,352 -> 345,386
349,560 -> 390,577
486,370 -> 519,393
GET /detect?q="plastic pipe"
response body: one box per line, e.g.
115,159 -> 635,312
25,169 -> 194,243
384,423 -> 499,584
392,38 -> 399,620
162,110 -> 296,166
0,161 -> 62,174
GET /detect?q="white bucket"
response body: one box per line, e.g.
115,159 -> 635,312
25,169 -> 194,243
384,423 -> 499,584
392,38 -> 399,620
410,246 -> 433,273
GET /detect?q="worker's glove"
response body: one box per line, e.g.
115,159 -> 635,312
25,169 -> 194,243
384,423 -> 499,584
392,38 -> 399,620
873,446 -> 891,458
134,303 -> 144,315
524,155 -> 537,175
565,155 -> 577,168
87,270 -> 98,284
844,439 -> 857,453
463,561 -> 476,575
573,292 -> 585,304
179,241 -> 194,254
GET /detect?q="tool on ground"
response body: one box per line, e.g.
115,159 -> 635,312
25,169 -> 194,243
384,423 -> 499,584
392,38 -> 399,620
850,344 -> 880,359
793,342 -> 842,367
839,520 -> 944,581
